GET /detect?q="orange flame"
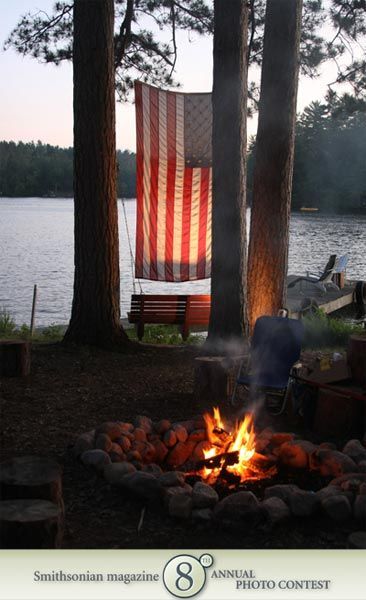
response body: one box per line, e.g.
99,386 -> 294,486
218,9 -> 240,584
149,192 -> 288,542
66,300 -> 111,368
200,407 -> 266,483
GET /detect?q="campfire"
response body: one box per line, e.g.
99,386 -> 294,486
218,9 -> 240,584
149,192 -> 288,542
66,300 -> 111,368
74,408 -> 366,529
194,407 -> 277,485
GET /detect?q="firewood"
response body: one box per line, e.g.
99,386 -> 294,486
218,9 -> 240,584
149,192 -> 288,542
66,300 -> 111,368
183,450 -> 239,472
0,499 -> 63,549
0,340 -> 31,377
348,334 -> 366,387
0,456 -> 63,513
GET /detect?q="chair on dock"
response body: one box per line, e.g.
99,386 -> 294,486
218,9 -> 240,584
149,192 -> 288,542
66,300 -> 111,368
288,254 -> 348,294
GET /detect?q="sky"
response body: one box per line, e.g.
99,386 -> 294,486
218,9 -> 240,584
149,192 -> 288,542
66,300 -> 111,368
0,0 -> 341,152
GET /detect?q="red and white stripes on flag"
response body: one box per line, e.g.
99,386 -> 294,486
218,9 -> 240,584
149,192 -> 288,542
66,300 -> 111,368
135,81 -> 212,282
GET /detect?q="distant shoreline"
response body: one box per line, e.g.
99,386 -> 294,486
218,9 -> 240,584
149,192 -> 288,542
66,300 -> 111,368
1,196 -> 365,215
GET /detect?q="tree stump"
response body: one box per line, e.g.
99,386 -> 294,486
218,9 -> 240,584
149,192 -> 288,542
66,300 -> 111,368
0,340 -> 31,376
0,499 -> 63,548
194,355 -> 246,405
347,334 -> 366,387
0,456 -> 64,514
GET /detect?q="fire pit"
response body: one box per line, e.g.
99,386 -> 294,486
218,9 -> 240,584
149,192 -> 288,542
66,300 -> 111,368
73,408 -> 366,529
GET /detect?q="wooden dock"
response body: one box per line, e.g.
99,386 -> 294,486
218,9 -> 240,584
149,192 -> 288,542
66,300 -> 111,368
287,277 -> 356,318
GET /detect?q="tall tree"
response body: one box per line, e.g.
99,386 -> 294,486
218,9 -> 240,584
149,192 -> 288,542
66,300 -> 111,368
207,0 -> 249,348
63,0 -> 127,346
247,0 -> 303,331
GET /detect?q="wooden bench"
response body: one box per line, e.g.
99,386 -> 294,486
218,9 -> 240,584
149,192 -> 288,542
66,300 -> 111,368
128,294 -> 211,340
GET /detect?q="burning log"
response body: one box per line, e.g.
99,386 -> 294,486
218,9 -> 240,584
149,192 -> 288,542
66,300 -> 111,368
183,450 -> 240,473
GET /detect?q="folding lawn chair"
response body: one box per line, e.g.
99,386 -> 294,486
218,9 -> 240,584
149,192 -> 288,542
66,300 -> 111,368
287,254 -> 339,295
231,315 -> 304,415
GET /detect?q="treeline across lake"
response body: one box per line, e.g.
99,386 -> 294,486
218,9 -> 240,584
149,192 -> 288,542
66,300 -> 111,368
1,94 -> 366,211
250,94 -> 366,213
0,141 -> 136,198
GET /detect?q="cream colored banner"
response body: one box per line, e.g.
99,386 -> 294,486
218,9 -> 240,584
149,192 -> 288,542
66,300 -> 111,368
0,549 -> 365,600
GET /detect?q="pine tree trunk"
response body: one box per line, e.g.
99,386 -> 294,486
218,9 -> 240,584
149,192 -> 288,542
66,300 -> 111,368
247,0 -> 303,332
207,0 -> 249,349
64,0 -> 129,346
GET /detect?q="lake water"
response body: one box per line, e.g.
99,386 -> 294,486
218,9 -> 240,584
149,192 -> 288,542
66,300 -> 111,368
0,197 -> 365,327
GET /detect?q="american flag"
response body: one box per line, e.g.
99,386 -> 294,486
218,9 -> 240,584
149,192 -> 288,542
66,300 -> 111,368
134,81 -> 212,282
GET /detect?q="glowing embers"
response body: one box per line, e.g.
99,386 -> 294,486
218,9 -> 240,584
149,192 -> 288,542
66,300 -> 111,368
199,407 -> 277,485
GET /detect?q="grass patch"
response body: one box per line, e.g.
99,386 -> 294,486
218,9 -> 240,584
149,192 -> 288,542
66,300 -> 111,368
0,308 -> 64,342
0,308 -> 17,337
303,309 -> 364,349
127,324 -> 205,345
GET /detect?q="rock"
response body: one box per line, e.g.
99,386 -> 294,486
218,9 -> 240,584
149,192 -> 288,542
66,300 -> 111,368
288,490 -> 319,517
142,463 -> 163,477
120,471 -> 162,501
214,492 -> 261,526
192,508 -> 213,523
81,449 -> 111,471
360,483 -> 366,495
118,422 -> 134,432
131,441 -> 147,457
152,439 -> 169,463
163,430 -> 177,448
140,442 -> 157,464
347,531 -> 366,549
354,495 -> 366,521
278,441 -> 315,469
341,478 -> 362,493
127,450 -> 142,462
343,439 -> 366,464
257,427 -> 273,440
73,432 -> 94,457
155,419 -> 171,434
177,419 -> 197,434
316,486 -> 340,503
330,473 -> 366,487
188,429 -> 206,443
358,461 -> 366,473
131,461 -> 143,471
110,442 -> 123,456
264,484 -> 301,504
134,416 -> 153,434
162,486 -> 191,508
255,439 -> 271,453
319,442 -> 337,450
192,482 -> 219,508
173,424 -> 188,443
134,428 -> 147,442
109,452 -> 123,463
271,433 -> 294,446
117,435 -> 131,453
191,441 -> 211,462
322,495 -> 352,521
166,442 -> 196,468
95,422 -> 123,442
104,462 -> 136,484
159,471 -> 186,487
121,430 -> 135,442
168,493 -> 193,519
95,433 -> 113,452
311,449 -> 356,477
261,497 -> 290,525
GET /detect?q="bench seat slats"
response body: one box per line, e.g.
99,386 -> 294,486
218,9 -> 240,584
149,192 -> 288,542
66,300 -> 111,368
128,294 -> 211,340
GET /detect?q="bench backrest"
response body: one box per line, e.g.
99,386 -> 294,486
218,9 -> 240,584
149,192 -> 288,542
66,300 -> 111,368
129,294 -> 211,324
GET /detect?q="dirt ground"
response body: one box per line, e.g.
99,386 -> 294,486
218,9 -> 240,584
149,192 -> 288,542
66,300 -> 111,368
0,342 -> 356,549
